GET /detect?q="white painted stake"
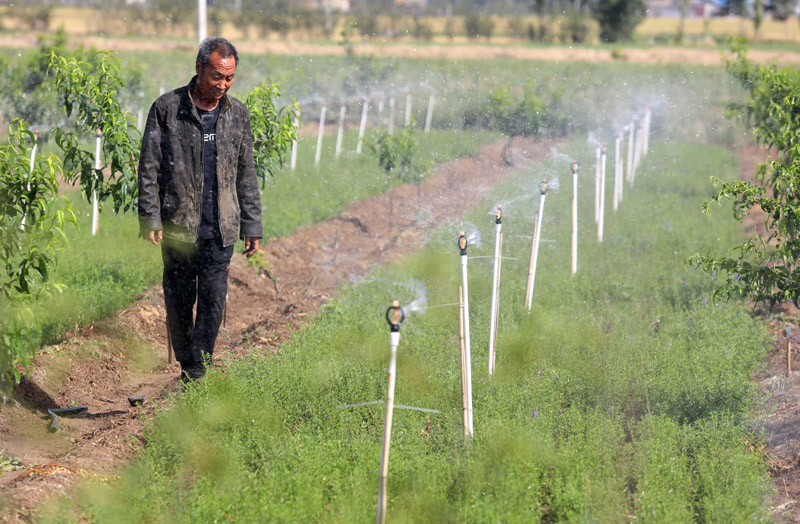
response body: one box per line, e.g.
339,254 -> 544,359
488,205 -> 502,376
197,0 -> 207,43
571,161 -> 578,275
315,103 -> 326,166
404,91 -> 412,128
594,146 -> 601,224
458,233 -> 474,437
626,118 -> 635,187
424,93 -> 435,133
388,96 -> 395,136
458,285 -> 469,436
290,116 -> 298,171
376,302 -> 403,524
335,101 -> 346,160
92,129 -> 101,236
22,131 -> 38,231
634,120 -> 643,170
598,146 -> 607,242
525,180 -> 547,310
642,106 -> 651,156
356,98 -> 369,155
613,133 -> 621,211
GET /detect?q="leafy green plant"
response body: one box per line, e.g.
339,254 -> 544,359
0,120 -> 75,400
49,50 -> 141,214
690,48 -> 800,310
244,82 -> 300,188
369,123 -> 432,228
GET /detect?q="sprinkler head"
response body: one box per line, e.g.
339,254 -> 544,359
33,130 -> 39,141
571,161 -> 578,174
601,144 -> 606,154
386,300 -> 405,332
539,179 -> 548,195
96,128 -> 102,137
495,204 -> 502,224
458,232 -> 468,255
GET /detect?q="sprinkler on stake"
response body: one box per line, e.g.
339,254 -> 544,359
315,101 -> 327,166
525,179 -> 547,310
598,145 -> 607,242
571,161 -> 579,275
92,128 -> 101,236
458,232 -> 474,436
488,204 -> 503,375
376,300 -> 405,524
335,100 -> 346,160
357,97 -> 369,155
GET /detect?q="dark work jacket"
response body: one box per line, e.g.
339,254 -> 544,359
137,76 -> 263,247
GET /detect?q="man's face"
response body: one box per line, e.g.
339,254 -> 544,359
194,50 -> 236,102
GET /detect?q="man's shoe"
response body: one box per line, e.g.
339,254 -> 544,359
181,362 -> 206,383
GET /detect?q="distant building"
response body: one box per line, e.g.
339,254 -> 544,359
303,0 -> 352,12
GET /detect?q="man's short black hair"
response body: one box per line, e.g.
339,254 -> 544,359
197,37 -> 239,70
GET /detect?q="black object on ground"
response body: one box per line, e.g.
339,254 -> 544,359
128,394 -> 146,407
47,406 -> 88,431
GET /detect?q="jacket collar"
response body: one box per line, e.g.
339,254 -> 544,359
185,75 -> 232,115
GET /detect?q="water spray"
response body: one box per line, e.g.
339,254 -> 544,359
335,100 -> 346,160
290,115 -> 299,171
525,179 -> 547,310
424,93 -> 435,133
597,145 -> 607,242
92,128 -> 101,236
458,232 -> 474,436
388,96 -> 395,136
488,204 -> 503,376
571,161 -> 578,275
314,101 -> 327,166
357,97 -> 369,155
404,91 -> 412,128
376,300 -> 404,524
613,132 -> 622,210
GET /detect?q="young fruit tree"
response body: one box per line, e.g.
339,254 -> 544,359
690,49 -> 800,310
0,120 -> 76,399
369,123 -> 432,229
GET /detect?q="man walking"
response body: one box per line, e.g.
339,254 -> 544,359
138,37 -> 262,382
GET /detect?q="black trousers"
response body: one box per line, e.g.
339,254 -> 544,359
161,236 -> 234,370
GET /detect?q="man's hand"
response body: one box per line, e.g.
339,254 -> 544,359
148,230 -> 163,246
243,237 -> 259,257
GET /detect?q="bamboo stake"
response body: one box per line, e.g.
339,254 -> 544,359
290,115 -> 299,170
357,97 -> 369,155
92,128 -> 101,236
598,145 -> 607,242
626,118 -> 635,187
424,93 -> 435,133
787,339 -> 792,375
492,230 -> 503,373
335,100 -> 346,160
376,301 -> 404,524
571,161 -> 578,275
525,180 -> 547,310
458,233 -> 474,437
613,133 -> 621,211
488,205 -> 502,376
458,286 -> 469,436
314,102 -> 326,166
595,146 -> 601,224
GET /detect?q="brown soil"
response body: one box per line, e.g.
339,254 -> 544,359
1,34 -> 800,66
0,137 -> 551,523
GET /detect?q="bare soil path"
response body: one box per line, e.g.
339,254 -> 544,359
0,137 -> 551,523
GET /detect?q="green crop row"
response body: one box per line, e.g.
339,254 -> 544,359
45,139 -> 772,522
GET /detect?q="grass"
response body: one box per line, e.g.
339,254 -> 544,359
45,139 -> 774,522
23,128 -> 496,348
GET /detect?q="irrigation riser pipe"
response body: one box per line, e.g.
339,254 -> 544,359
597,147 -> 606,243
613,135 -> 622,210
525,182 -> 547,310
626,119 -> 635,188
92,128 -> 101,236
314,103 -> 326,166
458,233 -> 474,437
488,207 -> 502,376
459,285 -> 469,436
571,161 -> 578,275
594,146 -> 601,224
335,101 -> 346,160
388,96 -> 395,136
404,92 -> 412,128
290,115 -> 299,170
357,98 -> 369,155
491,230 -> 503,374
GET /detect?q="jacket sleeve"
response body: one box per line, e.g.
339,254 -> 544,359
236,109 -> 264,240
137,101 -> 163,237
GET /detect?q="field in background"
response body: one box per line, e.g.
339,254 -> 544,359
49,137 -> 775,522
1,5 -> 799,45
